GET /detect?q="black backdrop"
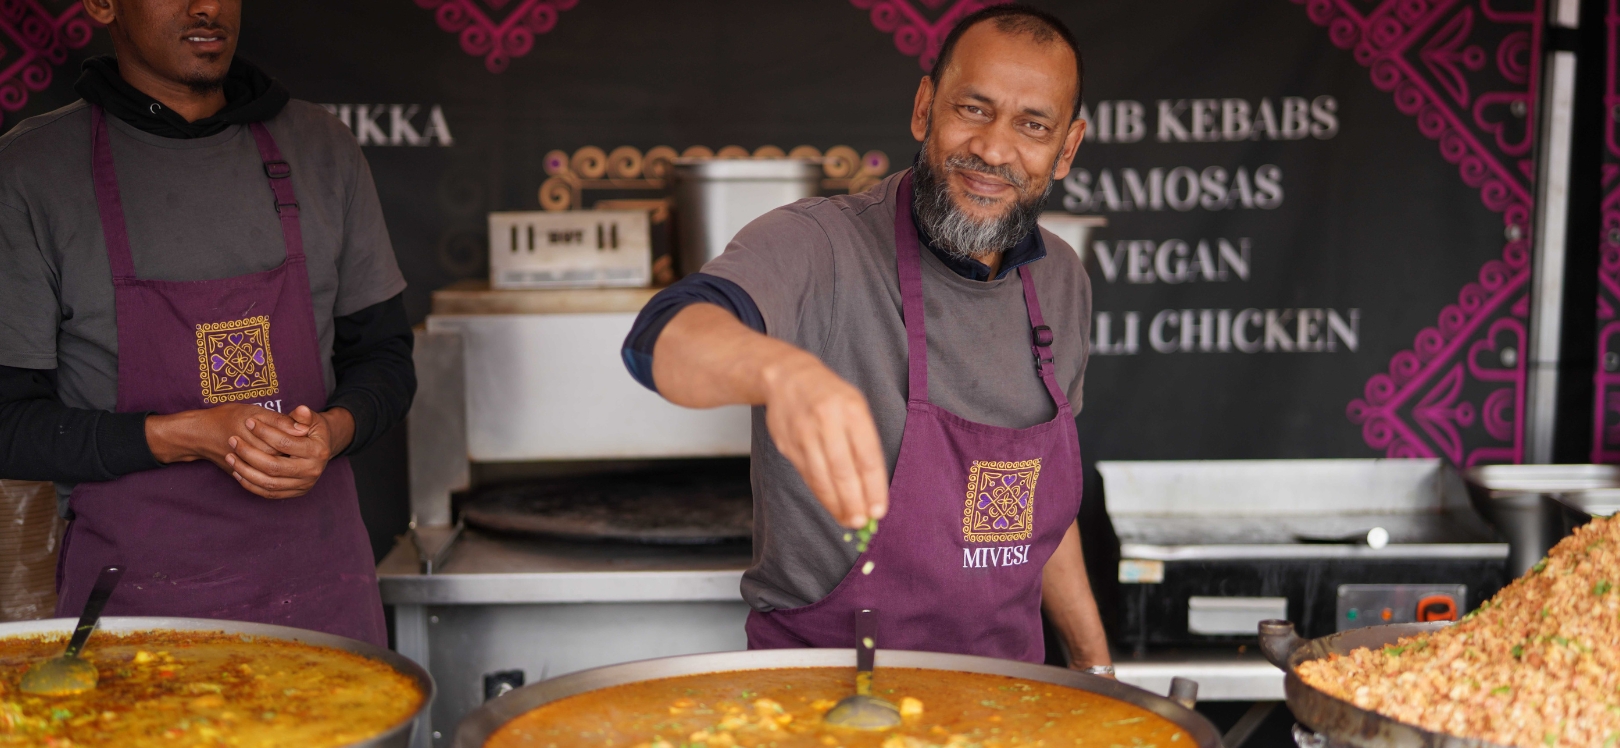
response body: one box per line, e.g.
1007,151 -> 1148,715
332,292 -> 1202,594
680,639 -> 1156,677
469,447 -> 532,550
6,0 -> 1573,554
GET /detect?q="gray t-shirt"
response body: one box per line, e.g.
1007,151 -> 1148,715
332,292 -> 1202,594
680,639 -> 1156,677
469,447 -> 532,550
0,100 -> 406,503
705,171 -> 1092,611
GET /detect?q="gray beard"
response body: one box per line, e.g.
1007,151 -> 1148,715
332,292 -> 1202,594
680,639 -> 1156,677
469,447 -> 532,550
911,143 -> 1056,263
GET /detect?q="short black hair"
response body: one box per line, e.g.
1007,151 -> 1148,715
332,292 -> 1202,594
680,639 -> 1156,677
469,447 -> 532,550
928,4 -> 1085,120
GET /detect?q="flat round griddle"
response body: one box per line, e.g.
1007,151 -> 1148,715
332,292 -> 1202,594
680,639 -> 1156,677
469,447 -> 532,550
461,465 -> 752,544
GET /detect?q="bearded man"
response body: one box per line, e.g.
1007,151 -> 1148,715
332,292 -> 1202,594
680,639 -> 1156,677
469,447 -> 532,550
621,5 -> 1109,671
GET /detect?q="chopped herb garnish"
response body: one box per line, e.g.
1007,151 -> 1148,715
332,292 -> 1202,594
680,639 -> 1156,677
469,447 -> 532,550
1512,645 -> 1525,658
1596,580 -> 1613,595
1492,686 -> 1511,696
1532,559 -> 1548,574
854,518 -> 879,553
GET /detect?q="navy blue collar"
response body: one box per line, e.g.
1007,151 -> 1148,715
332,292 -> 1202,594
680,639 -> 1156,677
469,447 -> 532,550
910,204 -> 1047,282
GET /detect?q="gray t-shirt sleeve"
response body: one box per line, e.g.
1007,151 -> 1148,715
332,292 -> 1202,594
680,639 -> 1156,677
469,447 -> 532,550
0,201 -> 61,370
311,108 -> 405,318
699,203 -> 837,355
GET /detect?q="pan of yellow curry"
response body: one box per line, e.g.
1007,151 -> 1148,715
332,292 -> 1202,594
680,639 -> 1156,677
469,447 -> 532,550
0,616 -> 432,747
453,650 -> 1222,748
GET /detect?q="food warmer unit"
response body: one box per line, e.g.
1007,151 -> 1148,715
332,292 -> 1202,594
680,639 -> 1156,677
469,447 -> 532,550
385,282 -> 757,748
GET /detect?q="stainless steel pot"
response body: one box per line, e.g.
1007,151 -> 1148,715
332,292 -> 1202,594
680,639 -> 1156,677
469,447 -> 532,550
1258,619 -> 1508,748
0,616 -> 434,748
1462,464 -> 1620,575
673,159 -> 822,276
453,648 -> 1223,748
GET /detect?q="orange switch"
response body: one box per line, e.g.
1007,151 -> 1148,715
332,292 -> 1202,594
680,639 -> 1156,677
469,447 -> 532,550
1417,595 -> 1458,622
1381,608 -> 1393,621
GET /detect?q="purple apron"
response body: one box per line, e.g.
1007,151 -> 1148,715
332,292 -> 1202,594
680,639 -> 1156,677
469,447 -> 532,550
54,106 -> 387,647
745,173 -> 1083,663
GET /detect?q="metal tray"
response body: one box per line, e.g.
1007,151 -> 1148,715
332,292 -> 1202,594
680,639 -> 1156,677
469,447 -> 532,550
453,648 -> 1223,748
1259,620 -> 1509,748
0,616 -> 434,748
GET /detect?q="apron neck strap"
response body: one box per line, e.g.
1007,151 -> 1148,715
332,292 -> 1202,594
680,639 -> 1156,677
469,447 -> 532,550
893,173 -> 930,404
90,106 -> 136,280
246,121 -> 305,263
1018,265 -> 1070,407
89,106 -> 306,282
893,170 -> 1071,410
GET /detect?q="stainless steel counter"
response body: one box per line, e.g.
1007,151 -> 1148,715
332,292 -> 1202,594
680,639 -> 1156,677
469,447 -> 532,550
1113,649 -> 1284,702
380,530 -> 752,748
377,529 -> 750,604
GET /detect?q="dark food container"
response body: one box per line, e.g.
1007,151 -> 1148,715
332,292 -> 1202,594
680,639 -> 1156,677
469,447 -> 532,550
1259,619 -> 1507,748
1463,464 -> 1620,576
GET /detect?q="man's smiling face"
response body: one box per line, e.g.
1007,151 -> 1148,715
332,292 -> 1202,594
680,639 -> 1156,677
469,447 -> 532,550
110,0 -> 241,94
909,19 -> 1085,260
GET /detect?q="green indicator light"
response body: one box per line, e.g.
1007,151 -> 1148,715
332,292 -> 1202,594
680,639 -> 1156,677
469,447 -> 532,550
1347,608 -> 1359,620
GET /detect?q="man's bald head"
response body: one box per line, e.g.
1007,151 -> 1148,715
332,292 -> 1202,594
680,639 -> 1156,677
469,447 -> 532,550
930,5 -> 1084,121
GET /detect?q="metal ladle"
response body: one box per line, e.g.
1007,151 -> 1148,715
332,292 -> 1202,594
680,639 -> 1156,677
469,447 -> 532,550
21,565 -> 124,696
823,609 -> 901,730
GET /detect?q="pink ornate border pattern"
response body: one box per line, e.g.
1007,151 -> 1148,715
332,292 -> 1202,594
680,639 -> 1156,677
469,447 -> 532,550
1594,0 -> 1620,464
416,0 -> 577,74
0,0 -> 96,130
850,0 -> 1009,71
1313,0 -> 1543,466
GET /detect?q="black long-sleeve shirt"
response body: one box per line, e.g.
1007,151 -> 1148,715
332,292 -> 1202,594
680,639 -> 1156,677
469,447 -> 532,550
0,293 -> 415,484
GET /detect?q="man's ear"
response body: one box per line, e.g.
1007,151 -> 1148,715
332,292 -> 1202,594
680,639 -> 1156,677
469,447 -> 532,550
910,77 -> 934,143
1051,118 -> 1087,182
82,0 -> 115,25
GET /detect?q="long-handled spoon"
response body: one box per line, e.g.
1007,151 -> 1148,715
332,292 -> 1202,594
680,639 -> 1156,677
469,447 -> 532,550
21,565 -> 125,696
823,609 -> 902,730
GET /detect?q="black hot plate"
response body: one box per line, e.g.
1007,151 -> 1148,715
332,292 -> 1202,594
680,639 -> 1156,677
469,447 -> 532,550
460,464 -> 752,545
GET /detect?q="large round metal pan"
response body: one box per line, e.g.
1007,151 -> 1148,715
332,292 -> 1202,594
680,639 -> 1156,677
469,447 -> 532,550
1259,620 -> 1509,748
0,616 -> 434,748
453,648 -> 1223,748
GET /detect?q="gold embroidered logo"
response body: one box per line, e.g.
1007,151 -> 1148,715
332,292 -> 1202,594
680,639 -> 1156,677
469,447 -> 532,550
196,316 -> 279,404
963,459 -> 1040,543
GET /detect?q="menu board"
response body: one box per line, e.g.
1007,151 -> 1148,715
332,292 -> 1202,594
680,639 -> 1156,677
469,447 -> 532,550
1,0 -> 1575,466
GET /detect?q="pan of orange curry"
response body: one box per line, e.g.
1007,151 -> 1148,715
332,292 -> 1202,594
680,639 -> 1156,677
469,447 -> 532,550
453,649 -> 1223,748
0,616 -> 433,747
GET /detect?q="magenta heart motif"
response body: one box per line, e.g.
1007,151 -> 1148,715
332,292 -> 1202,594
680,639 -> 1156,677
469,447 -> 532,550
1308,0 -> 1543,466
0,2 -> 97,130
416,0 -> 578,73
850,0 -> 1010,71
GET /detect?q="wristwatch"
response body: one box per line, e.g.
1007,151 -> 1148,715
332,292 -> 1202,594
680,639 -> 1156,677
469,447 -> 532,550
1082,664 -> 1115,676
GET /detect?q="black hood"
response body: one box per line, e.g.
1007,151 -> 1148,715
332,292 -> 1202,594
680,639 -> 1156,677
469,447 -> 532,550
75,55 -> 290,139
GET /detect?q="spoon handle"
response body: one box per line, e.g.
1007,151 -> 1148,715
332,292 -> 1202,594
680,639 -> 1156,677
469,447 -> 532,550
64,565 -> 124,659
855,608 -> 877,694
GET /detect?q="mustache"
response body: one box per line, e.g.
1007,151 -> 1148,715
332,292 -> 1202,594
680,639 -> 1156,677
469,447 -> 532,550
940,152 -> 1028,191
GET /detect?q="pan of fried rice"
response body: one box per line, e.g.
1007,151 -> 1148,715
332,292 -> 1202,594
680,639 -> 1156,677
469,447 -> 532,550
1260,514 -> 1619,748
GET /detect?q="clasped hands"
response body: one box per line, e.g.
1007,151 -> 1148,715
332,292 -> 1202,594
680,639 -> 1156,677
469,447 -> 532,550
145,403 -> 354,499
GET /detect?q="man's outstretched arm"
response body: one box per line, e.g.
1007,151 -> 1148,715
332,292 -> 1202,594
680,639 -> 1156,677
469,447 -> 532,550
651,302 -> 888,529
